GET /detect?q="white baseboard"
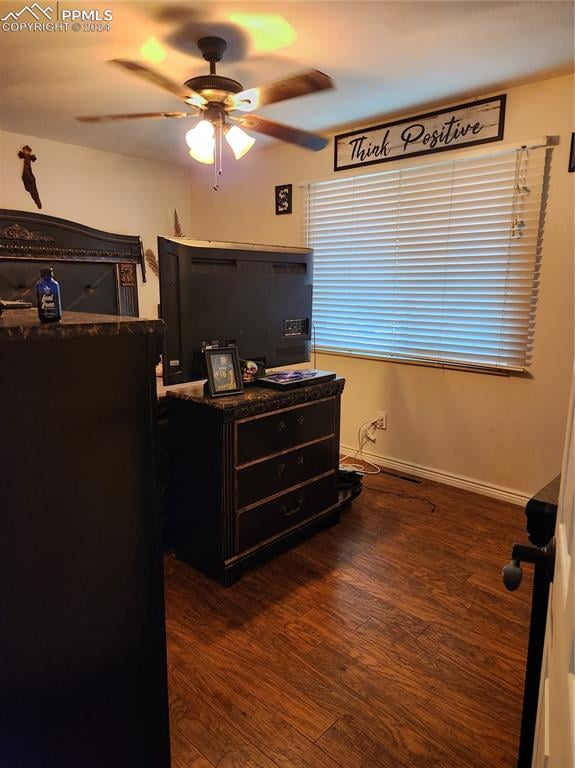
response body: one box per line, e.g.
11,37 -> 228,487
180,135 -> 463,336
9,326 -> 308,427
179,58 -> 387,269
340,444 -> 529,507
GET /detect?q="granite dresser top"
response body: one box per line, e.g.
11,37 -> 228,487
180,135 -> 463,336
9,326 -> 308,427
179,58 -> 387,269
0,309 -> 164,342
166,377 -> 345,419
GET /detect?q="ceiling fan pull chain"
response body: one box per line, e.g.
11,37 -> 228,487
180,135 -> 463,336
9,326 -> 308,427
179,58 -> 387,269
212,123 -> 219,191
212,121 -> 223,191
219,121 -> 223,177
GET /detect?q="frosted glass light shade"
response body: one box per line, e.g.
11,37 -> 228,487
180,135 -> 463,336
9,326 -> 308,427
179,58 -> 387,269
186,120 -> 215,164
225,125 -> 256,159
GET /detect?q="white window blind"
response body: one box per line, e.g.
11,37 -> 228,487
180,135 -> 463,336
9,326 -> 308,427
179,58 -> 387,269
306,144 -> 549,372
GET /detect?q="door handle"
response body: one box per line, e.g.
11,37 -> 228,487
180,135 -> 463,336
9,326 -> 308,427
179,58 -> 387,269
502,538 -> 556,591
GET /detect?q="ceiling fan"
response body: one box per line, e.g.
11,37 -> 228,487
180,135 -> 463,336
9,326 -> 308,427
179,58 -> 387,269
77,36 -> 334,169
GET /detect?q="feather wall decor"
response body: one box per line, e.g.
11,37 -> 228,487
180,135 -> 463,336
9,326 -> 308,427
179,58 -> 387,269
145,248 -> 159,277
174,209 -> 184,237
144,210 -> 186,278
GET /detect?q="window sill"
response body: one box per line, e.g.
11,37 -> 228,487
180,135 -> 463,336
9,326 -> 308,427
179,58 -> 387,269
315,348 -> 533,378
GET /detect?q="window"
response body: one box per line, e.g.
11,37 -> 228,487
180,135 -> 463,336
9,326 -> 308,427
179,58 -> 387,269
306,143 -> 549,373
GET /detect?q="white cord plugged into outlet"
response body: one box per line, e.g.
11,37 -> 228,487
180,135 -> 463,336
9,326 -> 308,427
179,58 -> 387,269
339,418 -> 381,475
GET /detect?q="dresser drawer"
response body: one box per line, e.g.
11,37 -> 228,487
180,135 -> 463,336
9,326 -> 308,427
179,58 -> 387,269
238,473 -> 337,552
236,398 -> 335,465
236,437 -> 335,509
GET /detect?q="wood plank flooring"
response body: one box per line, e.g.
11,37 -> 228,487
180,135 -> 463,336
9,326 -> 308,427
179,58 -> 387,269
164,469 -> 533,768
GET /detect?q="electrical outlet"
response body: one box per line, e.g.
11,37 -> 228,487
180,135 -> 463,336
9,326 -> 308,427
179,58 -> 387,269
376,410 -> 387,429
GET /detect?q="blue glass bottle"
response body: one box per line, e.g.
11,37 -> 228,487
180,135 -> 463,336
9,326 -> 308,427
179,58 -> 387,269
36,267 -> 62,323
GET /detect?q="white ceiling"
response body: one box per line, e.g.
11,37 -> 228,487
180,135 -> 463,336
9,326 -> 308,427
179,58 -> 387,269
0,1 -> 573,166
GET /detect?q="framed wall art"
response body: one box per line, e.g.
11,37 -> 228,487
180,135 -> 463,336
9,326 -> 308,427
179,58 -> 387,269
275,184 -> 293,215
334,94 -> 506,172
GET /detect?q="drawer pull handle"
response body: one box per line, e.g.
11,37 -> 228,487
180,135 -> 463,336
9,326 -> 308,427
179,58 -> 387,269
278,420 -> 287,433
281,497 -> 305,518
296,455 -> 305,466
297,415 -> 306,425
277,462 -> 286,475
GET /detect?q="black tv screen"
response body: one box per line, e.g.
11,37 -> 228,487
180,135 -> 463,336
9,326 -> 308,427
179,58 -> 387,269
158,237 -> 313,385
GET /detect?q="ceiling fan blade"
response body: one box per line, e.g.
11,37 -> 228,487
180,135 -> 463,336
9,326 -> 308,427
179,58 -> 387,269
233,114 -> 328,151
109,59 -> 207,108
228,69 -> 333,113
76,111 -> 197,123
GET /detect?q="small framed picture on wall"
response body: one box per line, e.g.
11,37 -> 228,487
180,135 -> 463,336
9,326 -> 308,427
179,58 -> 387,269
275,184 -> 293,215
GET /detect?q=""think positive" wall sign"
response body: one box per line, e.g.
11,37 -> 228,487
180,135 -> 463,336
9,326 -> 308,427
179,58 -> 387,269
334,95 -> 506,172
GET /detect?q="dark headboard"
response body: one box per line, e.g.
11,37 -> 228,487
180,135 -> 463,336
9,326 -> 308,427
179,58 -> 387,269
0,209 -> 146,316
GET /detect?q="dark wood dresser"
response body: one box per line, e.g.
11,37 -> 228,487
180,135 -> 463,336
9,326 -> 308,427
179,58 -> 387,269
167,378 -> 345,584
0,311 -> 170,768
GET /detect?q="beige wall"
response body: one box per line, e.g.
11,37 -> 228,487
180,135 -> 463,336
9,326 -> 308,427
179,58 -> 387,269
0,129 -> 192,319
1,76 -> 572,499
186,75 -> 575,500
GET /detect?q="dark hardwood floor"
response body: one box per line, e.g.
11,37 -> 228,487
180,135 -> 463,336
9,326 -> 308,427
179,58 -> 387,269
164,469 -> 532,768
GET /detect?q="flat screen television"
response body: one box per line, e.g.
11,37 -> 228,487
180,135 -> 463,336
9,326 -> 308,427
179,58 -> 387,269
158,237 -> 313,386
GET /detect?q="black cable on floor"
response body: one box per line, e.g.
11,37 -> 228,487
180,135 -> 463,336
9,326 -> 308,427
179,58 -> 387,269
362,486 -> 437,514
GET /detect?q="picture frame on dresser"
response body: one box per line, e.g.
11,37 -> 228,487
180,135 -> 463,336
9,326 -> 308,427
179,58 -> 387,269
204,344 -> 244,397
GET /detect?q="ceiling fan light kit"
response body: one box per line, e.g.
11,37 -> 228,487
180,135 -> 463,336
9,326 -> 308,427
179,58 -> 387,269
77,35 -> 334,188
225,125 -> 256,159
186,120 -> 215,164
